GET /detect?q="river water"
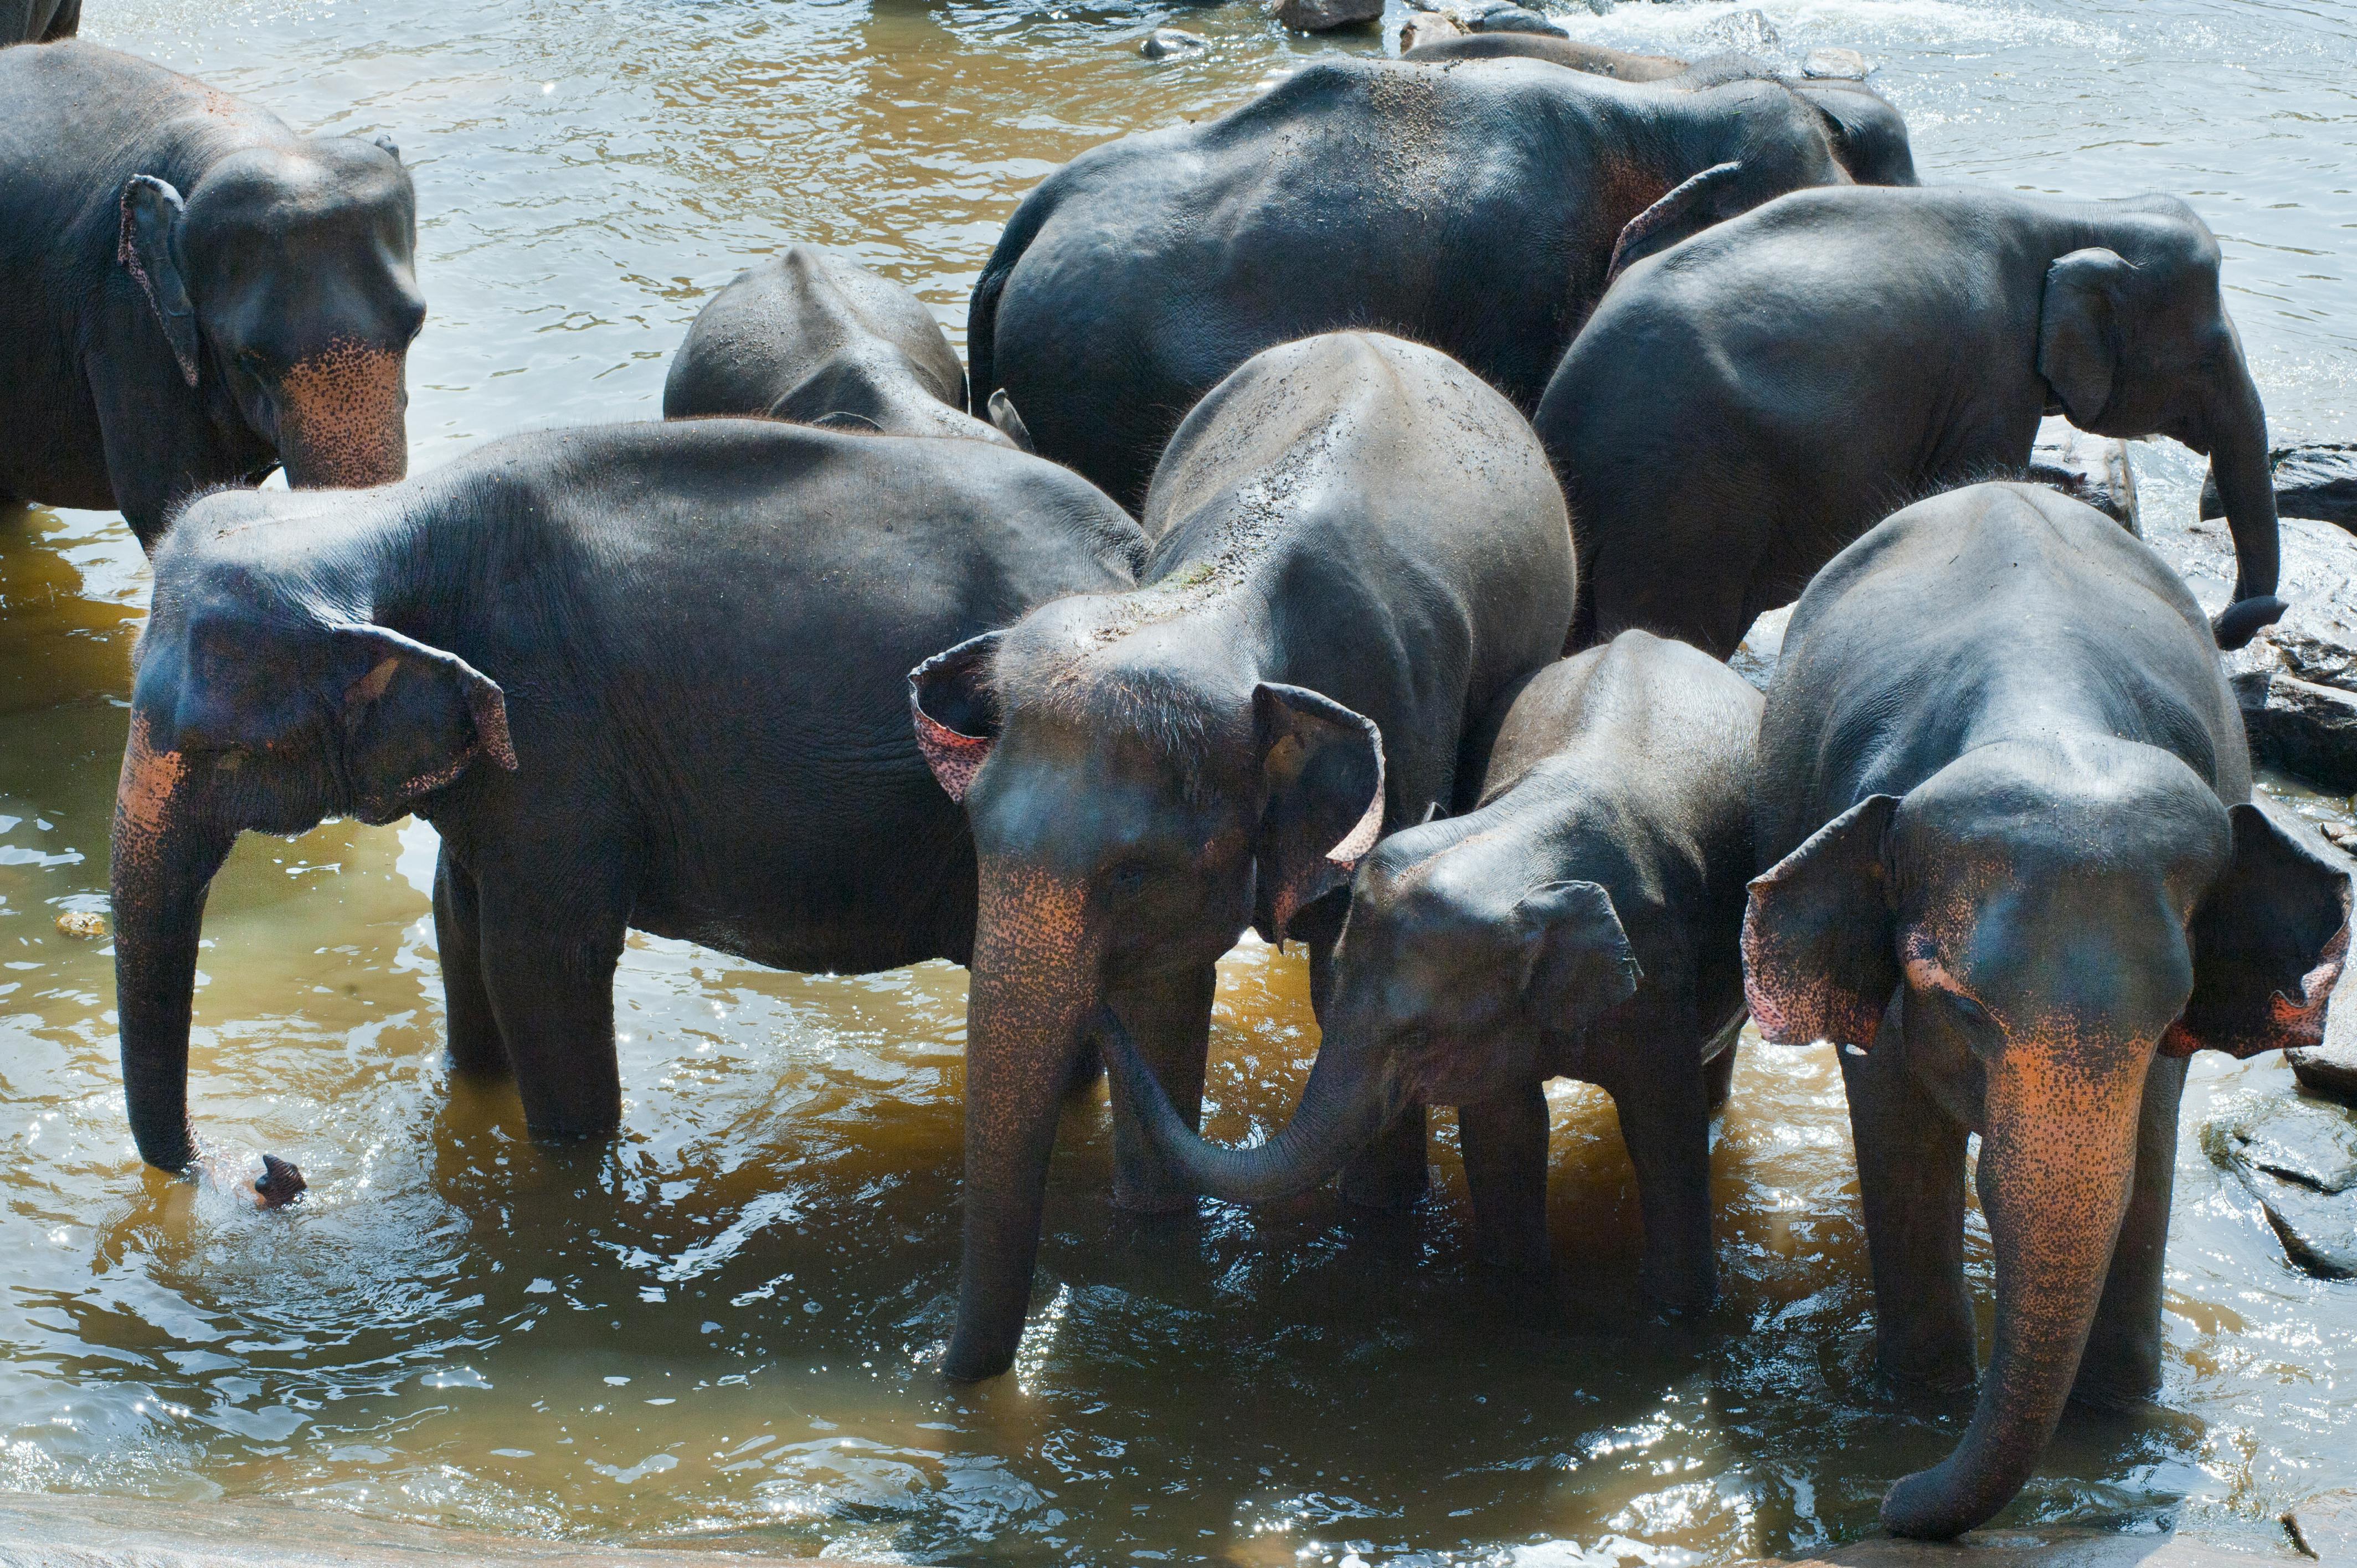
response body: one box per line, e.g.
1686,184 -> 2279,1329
2,0 -> 2353,1562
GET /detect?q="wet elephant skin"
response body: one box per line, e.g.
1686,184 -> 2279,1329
969,53 -> 1914,512
1537,185 -> 2289,659
1108,630 -> 1761,1314
908,332 -> 1577,1380
108,418 -> 1145,1175
0,41 -> 421,548
661,244 -> 1008,445
1743,482 -> 2351,1539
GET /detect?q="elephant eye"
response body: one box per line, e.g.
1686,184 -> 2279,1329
1105,861 -> 1151,899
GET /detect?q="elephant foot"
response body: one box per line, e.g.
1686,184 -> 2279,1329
1639,1268 -> 1717,1319
1875,1343 -> 1979,1399
1339,1160 -> 1428,1211
1109,1166 -> 1200,1214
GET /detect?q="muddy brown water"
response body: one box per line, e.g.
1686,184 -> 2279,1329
2,0 -> 2354,1562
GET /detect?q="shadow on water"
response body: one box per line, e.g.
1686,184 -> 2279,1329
0,0 -> 2351,1561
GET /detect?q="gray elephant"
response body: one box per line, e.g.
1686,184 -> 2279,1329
4,0 -> 75,42
1105,631 -> 1760,1313
1536,186 -> 2289,658
109,419 -> 1144,1173
0,42 -> 421,548
1745,482 -> 2349,1539
662,246 -> 1015,445
907,332 -> 1577,1379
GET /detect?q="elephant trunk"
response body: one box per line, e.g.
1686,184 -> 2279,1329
274,341 -> 410,490
943,871 -> 1102,1381
1880,1045 -> 2151,1539
1098,1007 -> 1392,1204
2203,345 -> 2285,649
110,718 -> 236,1172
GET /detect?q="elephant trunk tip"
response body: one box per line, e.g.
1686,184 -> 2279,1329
253,1153 -> 307,1209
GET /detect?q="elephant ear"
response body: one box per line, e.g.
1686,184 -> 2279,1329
2038,247 -> 2131,427
330,623 -> 517,826
909,631 -> 1003,803
1252,683 -> 1385,946
118,175 -> 200,388
1517,879 -> 1643,1033
1604,161 -> 1744,287
1743,795 -> 1901,1048
2163,802 -> 2353,1058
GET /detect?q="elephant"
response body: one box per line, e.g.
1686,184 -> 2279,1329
1534,185 -> 2290,659
1743,482 -> 2350,1540
1399,38 -> 1917,190
0,42 -> 422,549
4,0 -> 75,43
662,245 -> 1017,445
907,332 -> 1577,1379
110,417 -> 1145,1174
1102,630 -> 1761,1313
967,53 -> 1915,510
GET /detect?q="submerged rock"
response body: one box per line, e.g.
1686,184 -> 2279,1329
53,908 -> 107,938
1801,46 -> 1871,79
2201,441 -> 2357,532
1140,28 -> 1207,57
1273,0 -> 1382,30
2206,1096 -> 2357,1278
2026,415 -> 2140,533
1399,8 -> 1464,47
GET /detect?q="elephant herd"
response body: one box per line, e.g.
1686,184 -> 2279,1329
0,14 -> 2344,1548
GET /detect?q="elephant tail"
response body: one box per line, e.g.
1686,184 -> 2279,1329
967,180 -> 1063,414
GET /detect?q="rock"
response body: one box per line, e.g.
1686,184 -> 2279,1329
53,908 -> 107,938
2026,415 -> 2140,534
2201,441 -> 2357,532
1800,46 -> 1871,79
1140,27 -> 1207,57
1731,603 -> 1790,693
2155,513 -> 2357,790
2287,1488 -> 2357,1562
1398,8 -> 1464,47
2205,1096 -> 2357,1278
1273,0 -> 1382,31
1465,2 -> 1569,37
2293,1036 -> 2357,1106
1699,7 -> 1779,55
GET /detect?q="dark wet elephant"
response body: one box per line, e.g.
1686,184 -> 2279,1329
1107,631 -> 1759,1313
110,419 -> 1144,1174
0,42 -> 421,548
907,332 -> 1577,1378
969,53 -> 1914,509
1400,38 -> 1917,189
662,245 -> 1014,445
1744,482 -> 2349,1539
1536,185 -> 2289,658
4,0 -> 75,42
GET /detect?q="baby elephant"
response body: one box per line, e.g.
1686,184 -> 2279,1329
1108,631 -> 1760,1313
662,245 -> 1017,445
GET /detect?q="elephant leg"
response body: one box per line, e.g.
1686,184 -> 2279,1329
1841,1005 -> 1977,1392
474,865 -> 630,1143
1460,1082 -> 1552,1276
1603,1048 -> 1718,1314
1105,962 -> 1217,1212
2073,1051 -> 2186,1408
433,845 -> 509,1079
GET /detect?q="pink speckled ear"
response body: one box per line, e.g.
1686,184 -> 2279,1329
1250,683 -> 1385,946
2163,802 -> 2353,1058
908,632 -> 1004,805
1743,795 -> 1900,1049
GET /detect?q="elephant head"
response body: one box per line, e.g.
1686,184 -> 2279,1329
908,604 -> 1385,1380
1743,737 -> 2349,1540
2037,200 -> 2284,647
112,511 -> 514,1172
1093,817 -> 1639,1205
119,132 -> 422,497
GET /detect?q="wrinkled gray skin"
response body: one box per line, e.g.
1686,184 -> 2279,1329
908,332 -> 1577,1380
1107,631 -> 1760,1313
1537,185 -> 2287,658
4,0 -> 75,42
1746,483 -> 2350,1539
662,246 -> 1011,445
